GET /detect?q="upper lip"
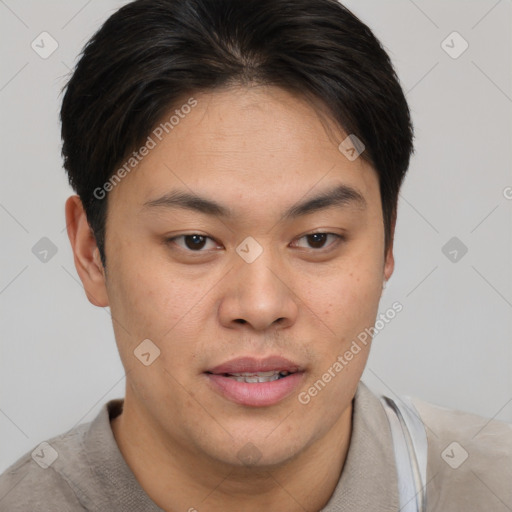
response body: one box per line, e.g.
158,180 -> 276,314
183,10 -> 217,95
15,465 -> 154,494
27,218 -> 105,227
207,356 -> 302,375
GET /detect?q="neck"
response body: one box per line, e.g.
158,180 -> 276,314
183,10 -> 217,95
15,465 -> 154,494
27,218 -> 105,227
111,391 -> 353,512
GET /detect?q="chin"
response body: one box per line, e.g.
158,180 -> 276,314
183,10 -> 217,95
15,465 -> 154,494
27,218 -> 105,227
193,424 -> 313,470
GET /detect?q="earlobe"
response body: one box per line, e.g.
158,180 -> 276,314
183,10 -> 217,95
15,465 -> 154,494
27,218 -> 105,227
383,247 -> 394,283
65,195 -> 109,307
383,212 -> 397,283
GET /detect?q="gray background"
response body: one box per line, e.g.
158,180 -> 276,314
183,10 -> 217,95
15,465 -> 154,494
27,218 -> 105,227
1,0 -> 511,473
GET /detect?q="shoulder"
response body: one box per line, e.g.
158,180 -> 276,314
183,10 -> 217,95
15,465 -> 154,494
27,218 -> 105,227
0,423 -> 90,511
411,397 -> 512,511
411,397 -> 512,461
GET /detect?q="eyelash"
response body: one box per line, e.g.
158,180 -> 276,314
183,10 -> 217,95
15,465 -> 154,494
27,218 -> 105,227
165,232 -> 345,254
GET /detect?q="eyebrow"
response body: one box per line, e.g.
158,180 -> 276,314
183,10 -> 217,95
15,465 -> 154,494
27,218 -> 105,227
143,183 -> 367,221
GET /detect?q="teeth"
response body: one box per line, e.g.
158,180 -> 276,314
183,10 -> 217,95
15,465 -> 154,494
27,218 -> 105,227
230,371 -> 279,377
226,370 -> 289,383
231,374 -> 280,383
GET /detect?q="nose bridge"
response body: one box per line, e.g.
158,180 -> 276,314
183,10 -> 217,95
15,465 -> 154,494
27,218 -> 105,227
239,246 -> 280,295
223,238 -> 297,330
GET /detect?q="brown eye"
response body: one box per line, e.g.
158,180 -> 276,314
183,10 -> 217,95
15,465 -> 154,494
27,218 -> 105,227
307,233 -> 328,249
293,232 -> 343,250
167,234 -> 218,252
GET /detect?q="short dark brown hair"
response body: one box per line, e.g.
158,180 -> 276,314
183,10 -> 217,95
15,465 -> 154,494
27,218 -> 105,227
60,0 -> 414,266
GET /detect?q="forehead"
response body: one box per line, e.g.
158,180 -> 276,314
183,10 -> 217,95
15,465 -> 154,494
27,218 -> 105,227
109,85 -> 380,216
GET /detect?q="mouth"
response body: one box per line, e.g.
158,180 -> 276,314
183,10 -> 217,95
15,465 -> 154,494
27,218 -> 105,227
211,370 -> 295,383
204,356 -> 304,407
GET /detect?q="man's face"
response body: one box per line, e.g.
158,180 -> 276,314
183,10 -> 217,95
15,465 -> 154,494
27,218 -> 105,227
101,85 -> 393,467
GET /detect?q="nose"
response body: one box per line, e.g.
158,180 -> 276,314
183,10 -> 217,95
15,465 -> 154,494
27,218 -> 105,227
218,244 -> 299,332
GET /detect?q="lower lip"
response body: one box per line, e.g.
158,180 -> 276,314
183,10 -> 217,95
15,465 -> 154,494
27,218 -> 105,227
205,372 -> 304,407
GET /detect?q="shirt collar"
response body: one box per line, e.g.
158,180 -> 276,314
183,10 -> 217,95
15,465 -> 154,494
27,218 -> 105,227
320,380 -> 400,511
84,398 -> 164,511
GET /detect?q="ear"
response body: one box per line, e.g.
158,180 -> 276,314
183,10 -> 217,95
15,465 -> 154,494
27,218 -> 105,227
383,211 -> 396,283
65,195 -> 109,307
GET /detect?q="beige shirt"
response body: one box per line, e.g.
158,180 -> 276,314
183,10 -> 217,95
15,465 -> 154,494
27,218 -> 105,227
413,396 -> 512,511
0,381 -> 510,511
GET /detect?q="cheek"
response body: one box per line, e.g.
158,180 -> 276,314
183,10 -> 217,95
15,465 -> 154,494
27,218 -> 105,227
305,253 -> 383,339
104,242 -> 185,343
106,253 -> 217,381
